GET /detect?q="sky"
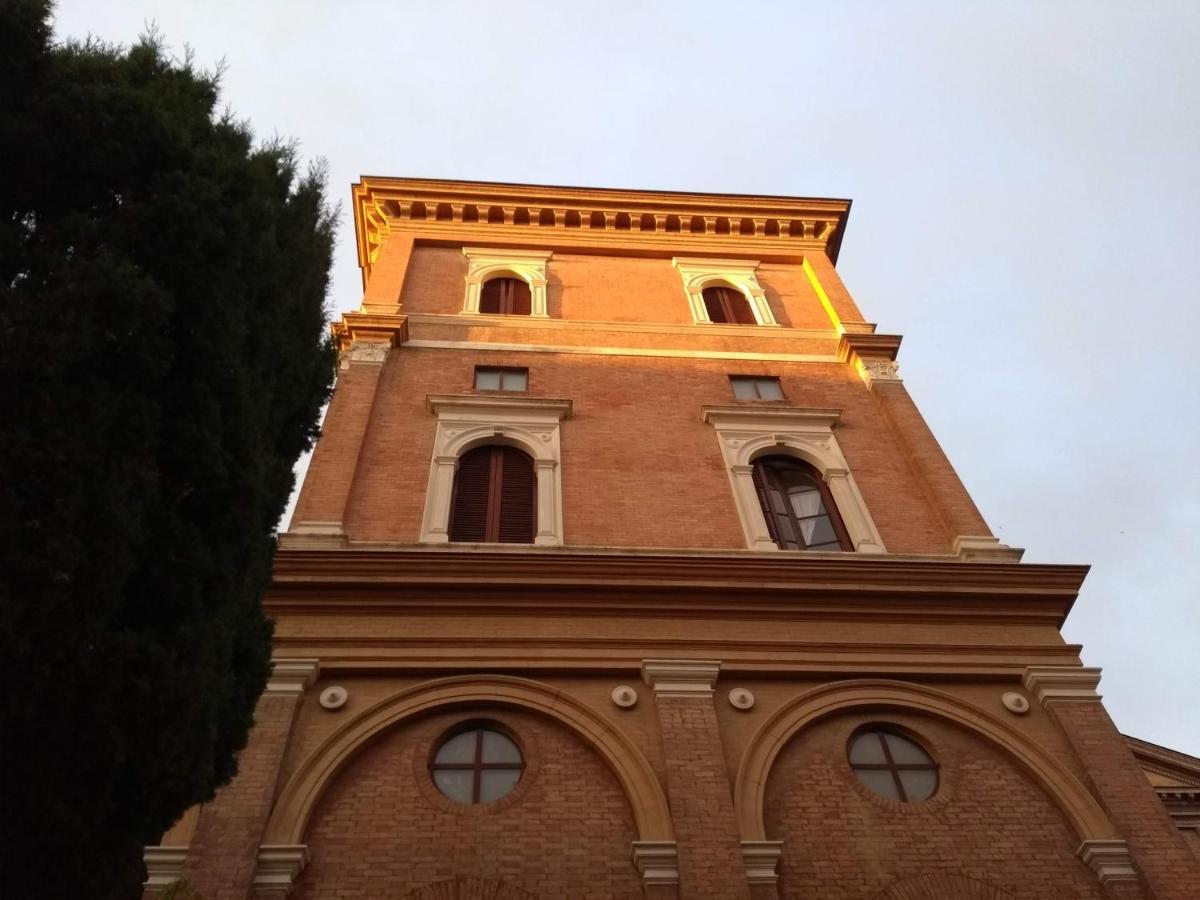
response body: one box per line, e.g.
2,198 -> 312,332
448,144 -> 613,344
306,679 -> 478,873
52,2 -> 1199,753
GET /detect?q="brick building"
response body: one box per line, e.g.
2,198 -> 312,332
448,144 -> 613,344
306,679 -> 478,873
146,179 -> 1199,899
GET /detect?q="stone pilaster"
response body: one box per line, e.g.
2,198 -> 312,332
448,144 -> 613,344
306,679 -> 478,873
642,660 -> 751,900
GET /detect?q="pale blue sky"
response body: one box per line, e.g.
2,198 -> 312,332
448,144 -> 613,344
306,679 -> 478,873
53,2 -> 1199,752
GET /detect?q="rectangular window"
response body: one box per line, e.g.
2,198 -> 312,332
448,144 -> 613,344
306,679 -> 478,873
730,376 -> 783,400
475,367 -> 529,391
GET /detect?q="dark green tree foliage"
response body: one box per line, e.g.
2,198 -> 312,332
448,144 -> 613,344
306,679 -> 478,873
0,3 -> 336,896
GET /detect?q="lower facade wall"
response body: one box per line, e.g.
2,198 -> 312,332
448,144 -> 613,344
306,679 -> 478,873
159,667 -> 1198,900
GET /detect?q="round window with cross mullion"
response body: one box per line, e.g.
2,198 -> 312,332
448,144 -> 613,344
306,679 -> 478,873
430,723 -> 524,804
848,727 -> 939,802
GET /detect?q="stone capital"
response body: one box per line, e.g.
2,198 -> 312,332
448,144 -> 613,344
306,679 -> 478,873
954,534 -> 1024,563
1077,840 -> 1138,884
742,840 -> 784,885
1023,666 -> 1102,705
641,659 -> 721,698
266,659 -> 320,696
253,844 -> 310,893
630,841 -> 679,886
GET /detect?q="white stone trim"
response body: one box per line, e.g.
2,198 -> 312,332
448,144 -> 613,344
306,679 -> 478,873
420,395 -> 571,546
1077,840 -> 1138,884
673,257 -> 778,326
954,534 -> 1024,563
702,405 -> 886,554
462,247 -> 552,318
253,844 -> 310,893
1023,666 -> 1103,705
641,659 -> 721,698
742,840 -> 784,885
630,840 -> 680,885
265,658 -> 320,695
404,338 -> 838,364
142,846 -> 188,890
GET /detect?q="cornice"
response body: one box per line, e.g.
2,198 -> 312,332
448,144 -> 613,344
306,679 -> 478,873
352,176 -> 852,284
702,405 -> 842,429
425,393 -> 573,419
266,547 -> 1088,625
1124,734 -> 1200,783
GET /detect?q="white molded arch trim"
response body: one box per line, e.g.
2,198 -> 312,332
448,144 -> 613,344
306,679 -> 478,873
462,248 -> 552,317
421,395 -> 571,546
673,257 -> 777,326
702,406 -> 885,553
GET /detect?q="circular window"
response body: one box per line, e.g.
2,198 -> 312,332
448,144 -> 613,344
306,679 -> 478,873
430,724 -> 524,804
848,727 -> 939,802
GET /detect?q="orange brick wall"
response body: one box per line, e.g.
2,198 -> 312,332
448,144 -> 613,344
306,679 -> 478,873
290,706 -> 645,899
339,347 -> 954,552
762,709 -> 1108,900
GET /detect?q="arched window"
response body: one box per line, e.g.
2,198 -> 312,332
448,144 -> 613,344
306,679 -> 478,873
702,285 -> 757,325
449,445 -> 536,543
751,455 -> 851,551
479,276 -> 532,315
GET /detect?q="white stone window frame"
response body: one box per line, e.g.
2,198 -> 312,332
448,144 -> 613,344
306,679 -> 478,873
462,247 -> 553,318
421,394 -> 571,546
702,406 -> 885,554
673,257 -> 779,327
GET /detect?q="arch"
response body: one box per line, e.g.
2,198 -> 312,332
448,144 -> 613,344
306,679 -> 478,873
875,873 -> 1015,900
672,257 -> 778,326
734,679 -> 1119,845
702,407 -> 886,553
445,425 -> 553,465
404,878 -> 537,900
461,248 -> 552,318
263,674 -> 674,846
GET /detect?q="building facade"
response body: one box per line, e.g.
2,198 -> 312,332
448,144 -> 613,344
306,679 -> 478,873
146,179 -> 1199,900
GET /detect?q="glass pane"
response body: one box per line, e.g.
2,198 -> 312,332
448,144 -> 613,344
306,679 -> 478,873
884,733 -> 932,766
501,370 -> 527,391
756,378 -> 783,400
481,730 -> 522,765
788,485 -> 824,519
475,370 -> 501,390
479,768 -> 521,803
433,769 -> 475,804
731,378 -> 757,399
899,769 -> 938,802
804,516 -> 838,548
849,732 -> 887,764
855,769 -> 900,800
434,730 -> 478,765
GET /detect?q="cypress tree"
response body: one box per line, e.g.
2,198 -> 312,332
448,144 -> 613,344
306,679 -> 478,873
0,3 -> 336,895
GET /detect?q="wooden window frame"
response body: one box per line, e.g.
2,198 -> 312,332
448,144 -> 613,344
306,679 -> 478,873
474,366 -> 529,392
703,286 -> 758,325
479,277 -> 533,316
448,444 -> 536,544
848,728 -> 939,803
730,375 -> 784,401
751,455 -> 853,551
430,723 -> 524,805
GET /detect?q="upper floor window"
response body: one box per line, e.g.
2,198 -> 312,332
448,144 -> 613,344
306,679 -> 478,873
751,455 -> 851,551
730,375 -> 783,400
703,286 -> 757,325
475,367 -> 528,391
479,277 -> 532,315
449,444 -> 536,543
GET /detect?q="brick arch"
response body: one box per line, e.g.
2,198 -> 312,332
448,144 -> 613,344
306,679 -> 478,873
875,873 -> 1014,899
263,674 -> 674,845
404,876 -> 537,899
733,679 -> 1118,845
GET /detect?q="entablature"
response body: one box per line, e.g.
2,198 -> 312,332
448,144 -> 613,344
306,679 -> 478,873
353,176 -> 851,283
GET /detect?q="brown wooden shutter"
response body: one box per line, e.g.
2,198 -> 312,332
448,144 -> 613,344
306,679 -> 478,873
449,447 -> 493,541
751,463 -> 782,545
496,446 -> 536,542
728,289 -> 758,324
509,279 -> 532,315
703,288 -> 729,323
449,445 -> 536,543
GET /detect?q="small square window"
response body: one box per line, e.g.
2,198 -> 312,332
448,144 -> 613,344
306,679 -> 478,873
730,376 -> 783,401
475,367 -> 528,392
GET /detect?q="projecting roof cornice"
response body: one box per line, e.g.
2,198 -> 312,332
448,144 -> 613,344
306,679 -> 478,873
351,176 -> 852,283
267,548 -> 1088,627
